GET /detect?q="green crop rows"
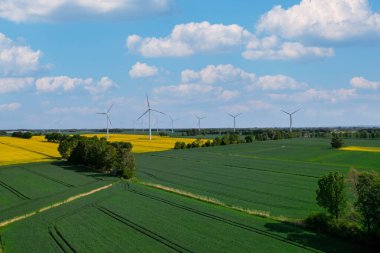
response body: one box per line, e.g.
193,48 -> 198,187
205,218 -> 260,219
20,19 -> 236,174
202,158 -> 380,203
0,183 -> 370,253
136,138 -> 380,218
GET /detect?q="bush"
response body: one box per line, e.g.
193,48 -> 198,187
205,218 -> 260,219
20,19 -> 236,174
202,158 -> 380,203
331,134 -> 344,148
304,213 -> 332,233
12,131 -> 33,139
174,142 -> 186,149
245,135 -> 254,143
159,132 -> 168,137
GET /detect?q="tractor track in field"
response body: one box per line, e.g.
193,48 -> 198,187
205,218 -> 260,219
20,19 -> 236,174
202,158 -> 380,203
128,188 -> 320,253
96,205 -> 194,253
49,225 -> 77,253
22,168 -> 75,188
0,141 -> 57,159
0,179 -> 29,200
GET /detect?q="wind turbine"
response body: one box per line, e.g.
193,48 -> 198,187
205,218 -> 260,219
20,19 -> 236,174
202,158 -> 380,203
96,104 -> 113,139
137,94 -> 165,140
194,114 -> 206,131
169,115 -> 179,134
227,113 -> 242,133
281,109 -> 300,132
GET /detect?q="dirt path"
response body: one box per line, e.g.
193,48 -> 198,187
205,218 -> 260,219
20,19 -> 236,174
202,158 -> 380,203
0,182 -> 117,228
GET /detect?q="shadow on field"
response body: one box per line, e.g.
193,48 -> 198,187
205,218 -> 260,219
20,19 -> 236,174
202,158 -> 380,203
51,161 -> 116,181
264,222 -> 374,253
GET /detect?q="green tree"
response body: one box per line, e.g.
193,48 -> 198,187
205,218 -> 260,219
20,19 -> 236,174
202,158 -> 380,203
331,134 -> 344,148
316,172 -> 346,220
351,170 -> 380,233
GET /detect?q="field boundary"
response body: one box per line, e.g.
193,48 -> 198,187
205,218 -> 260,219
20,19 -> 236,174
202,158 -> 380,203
139,181 -> 300,224
0,182 -> 118,229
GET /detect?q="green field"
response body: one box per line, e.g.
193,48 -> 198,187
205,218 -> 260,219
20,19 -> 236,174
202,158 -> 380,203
136,138 -> 380,218
1,183 -> 371,253
0,162 -> 118,222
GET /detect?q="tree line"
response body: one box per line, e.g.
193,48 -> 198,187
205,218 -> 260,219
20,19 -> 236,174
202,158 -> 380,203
11,131 -> 33,139
174,134 -> 247,149
58,135 -> 135,179
306,169 -> 380,245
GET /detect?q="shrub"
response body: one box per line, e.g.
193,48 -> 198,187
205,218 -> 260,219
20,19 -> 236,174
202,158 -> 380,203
331,134 -> 344,148
304,213 -> 332,233
245,135 -> 254,143
174,141 -> 186,149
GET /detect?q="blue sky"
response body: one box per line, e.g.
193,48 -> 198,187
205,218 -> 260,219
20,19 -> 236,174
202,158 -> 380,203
1,0 -> 380,130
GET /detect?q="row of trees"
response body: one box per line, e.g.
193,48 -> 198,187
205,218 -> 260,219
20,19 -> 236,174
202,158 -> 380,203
174,134 -> 245,149
58,135 -> 135,179
45,132 -> 69,143
11,131 -> 33,139
306,170 -> 380,243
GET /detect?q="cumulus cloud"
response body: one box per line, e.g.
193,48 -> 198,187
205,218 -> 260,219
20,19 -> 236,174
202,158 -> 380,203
126,21 -> 252,57
0,102 -> 21,111
181,64 -> 256,84
129,62 -> 158,78
35,76 -> 116,95
0,0 -> 173,22
243,36 -> 334,60
350,76 -> 380,89
0,33 -> 42,75
269,88 -> 357,103
222,100 -> 275,113
256,0 -> 380,42
254,75 -> 308,90
0,77 -> 34,94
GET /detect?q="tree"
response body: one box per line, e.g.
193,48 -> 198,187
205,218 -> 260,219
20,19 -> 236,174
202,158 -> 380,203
350,169 -> 380,233
331,134 -> 344,148
316,172 -> 346,220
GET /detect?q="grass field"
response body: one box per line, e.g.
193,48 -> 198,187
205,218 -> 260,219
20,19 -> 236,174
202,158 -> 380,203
136,138 -> 380,219
1,183 -> 372,253
0,162 -> 118,222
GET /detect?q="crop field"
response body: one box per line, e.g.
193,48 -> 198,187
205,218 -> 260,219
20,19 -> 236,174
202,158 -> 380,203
136,138 -> 380,219
0,162 -> 118,222
0,134 -> 199,166
1,183 -> 371,253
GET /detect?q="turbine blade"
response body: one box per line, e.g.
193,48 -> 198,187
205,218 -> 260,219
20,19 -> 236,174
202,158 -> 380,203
281,110 -> 290,115
194,114 -> 199,119
151,109 -> 165,115
96,112 -> 106,115
108,116 -> 113,126
137,110 -> 149,120
146,94 -> 150,108
107,104 -> 114,113
236,113 -> 242,117
227,113 -> 234,117
291,108 -> 301,115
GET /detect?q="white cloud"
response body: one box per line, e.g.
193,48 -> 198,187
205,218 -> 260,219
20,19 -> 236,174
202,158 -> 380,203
47,106 -> 98,115
0,77 -> 34,94
256,0 -> 380,42
243,38 -> 334,60
0,102 -> 21,111
84,76 -> 116,95
350,76 -> 380,89
126,21 -> 252,57
269,88 -> 357,103
129,62 -> 158,78
222,100 -> 275,113
181,64 -> 256,84
0,33 -> 41,75
254,75 -> 308,90
0,0 -> 173,23
35,76 -> 116,95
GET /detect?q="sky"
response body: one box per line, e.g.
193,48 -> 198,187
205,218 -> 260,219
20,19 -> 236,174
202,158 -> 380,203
1,0 -> 380,130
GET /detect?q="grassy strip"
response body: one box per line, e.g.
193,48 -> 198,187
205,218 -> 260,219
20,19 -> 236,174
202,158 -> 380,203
0,182 -> 119,228
139,181 -> 302,225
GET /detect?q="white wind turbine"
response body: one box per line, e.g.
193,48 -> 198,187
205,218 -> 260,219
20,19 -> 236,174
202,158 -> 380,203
195,114 -> 206,131
96,104 -> 113,139
137,94 -> 165,140
227,113 -> 242,133
169,115 -> 179,134
281,109 -> 300,132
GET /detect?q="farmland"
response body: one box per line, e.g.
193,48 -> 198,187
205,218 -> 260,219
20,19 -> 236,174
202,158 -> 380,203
136,138 -> 380,218
0,183 -> 370,253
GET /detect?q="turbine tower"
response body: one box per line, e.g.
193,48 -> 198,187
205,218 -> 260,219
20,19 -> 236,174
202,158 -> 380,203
96,104 -> 113,139
169,115 -> 179,134
227,113 -> 242,133
281,109 -> 300,132
137,94 -> 165,140
195,114 -> 206,131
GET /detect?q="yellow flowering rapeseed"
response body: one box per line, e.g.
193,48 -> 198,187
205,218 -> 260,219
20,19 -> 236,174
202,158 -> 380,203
340,146 -> 380,153
0,134 -> 201,166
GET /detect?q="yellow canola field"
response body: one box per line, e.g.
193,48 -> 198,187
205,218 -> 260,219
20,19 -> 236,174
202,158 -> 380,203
0,134 -> 200,166
340,146 -> 380,153
0,136 -> 60,166
82,134 -> 200,153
